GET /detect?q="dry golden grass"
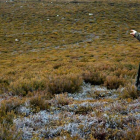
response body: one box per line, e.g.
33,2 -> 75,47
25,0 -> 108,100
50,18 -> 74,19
0,0 -> 140,139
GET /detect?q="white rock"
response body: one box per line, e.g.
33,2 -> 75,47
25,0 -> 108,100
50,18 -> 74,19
15,38 -> 19,42
89,13 -> 93,16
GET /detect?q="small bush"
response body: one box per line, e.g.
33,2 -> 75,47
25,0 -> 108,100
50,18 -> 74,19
82,70 -> 105,85
9,77 -> 46,96
104,76 -> 125,89
0,98 -> 23,117
120,83 -> 140,99
47,74 -> 83,94
30,95 -> 51,111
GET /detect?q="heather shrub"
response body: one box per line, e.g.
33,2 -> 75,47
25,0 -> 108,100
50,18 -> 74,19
0,98 -> 24,129
104,76 -> 125,89
120,83 -> 140,99
30,95 -> 51,111
82,70 -> 105,85
9,77 -> 46,96
0,98 -> 23,116
47,74 -> 83,94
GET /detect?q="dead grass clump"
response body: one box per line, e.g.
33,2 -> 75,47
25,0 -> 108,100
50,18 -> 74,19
10,77 -> 46,96
82,71 -> 105,85
104,76 -> 124,89
47,74 -> 83,94
120,84 -> 140,99
30,95 -> 51,111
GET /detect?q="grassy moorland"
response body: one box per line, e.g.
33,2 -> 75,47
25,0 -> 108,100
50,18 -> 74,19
0,0 -> 140,139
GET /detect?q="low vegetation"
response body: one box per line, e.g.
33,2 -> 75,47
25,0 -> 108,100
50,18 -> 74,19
0,0 -> 140,139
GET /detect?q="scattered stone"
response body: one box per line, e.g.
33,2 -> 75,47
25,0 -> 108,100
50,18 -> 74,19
15,38 -> 19,42
89,13 -> 93,16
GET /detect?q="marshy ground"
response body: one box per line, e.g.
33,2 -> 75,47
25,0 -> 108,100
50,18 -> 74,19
0,0 -> 140,139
